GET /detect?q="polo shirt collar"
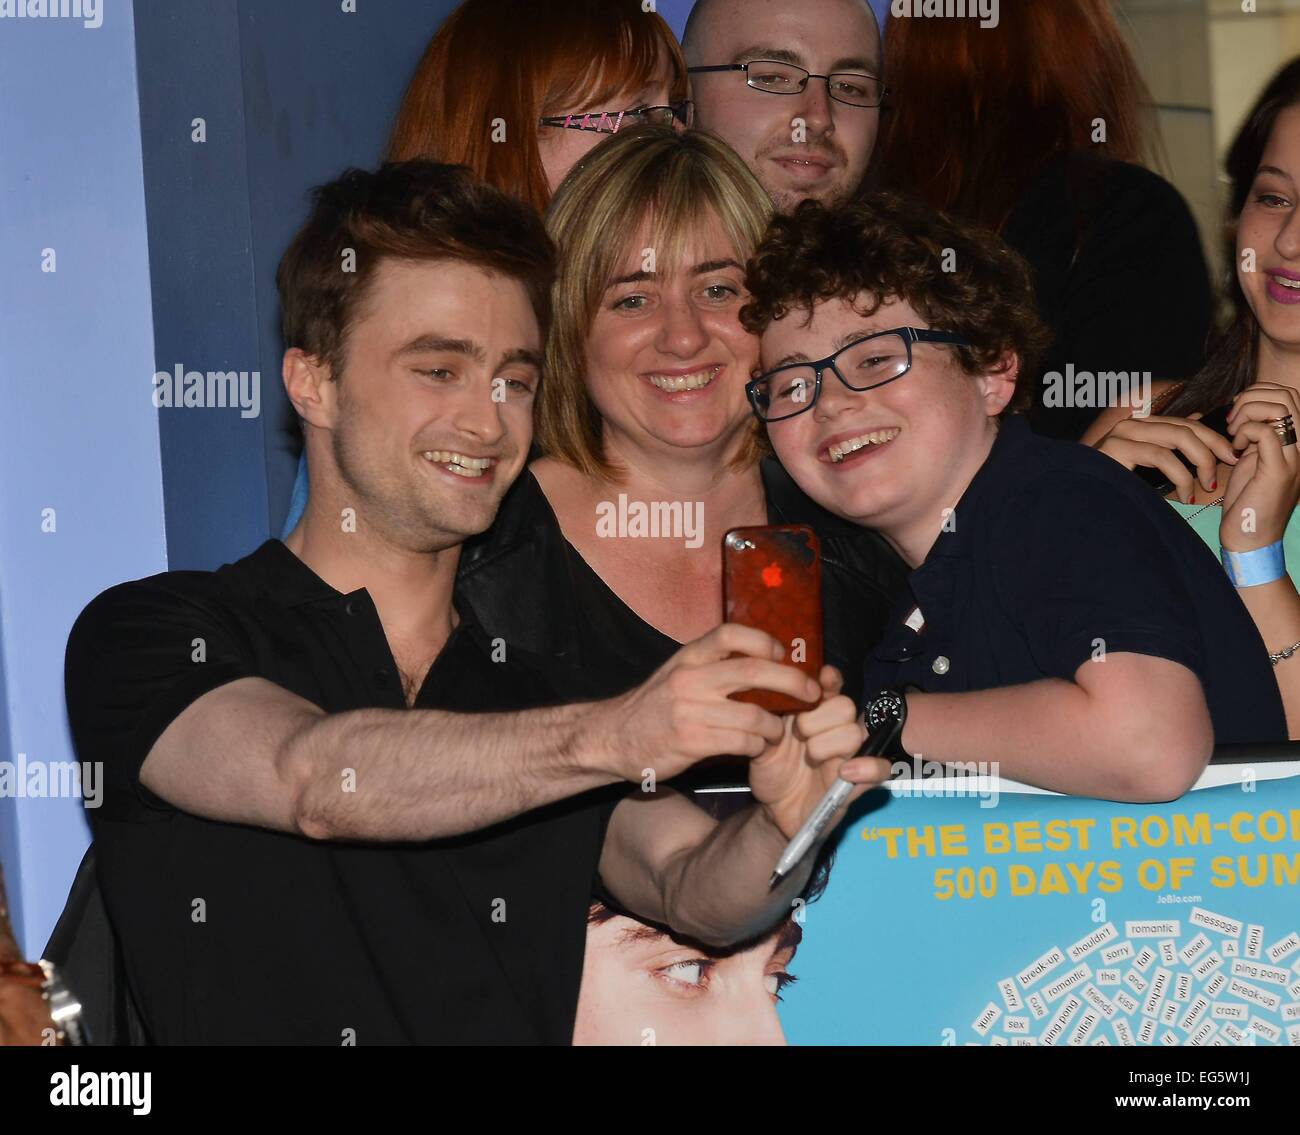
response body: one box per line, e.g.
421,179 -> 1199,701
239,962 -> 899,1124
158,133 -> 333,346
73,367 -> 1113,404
869,415 -> 1032,666
920,414 -> 1033,563
247,539 -> 486,648
249,539 -> 348,607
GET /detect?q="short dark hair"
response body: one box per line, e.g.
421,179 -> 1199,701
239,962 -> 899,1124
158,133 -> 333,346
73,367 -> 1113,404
740,192 -> 1051,413
276,160 -> 555,382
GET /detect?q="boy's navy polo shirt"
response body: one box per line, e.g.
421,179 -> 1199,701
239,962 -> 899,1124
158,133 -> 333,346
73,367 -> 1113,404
862,415 -> 1286,744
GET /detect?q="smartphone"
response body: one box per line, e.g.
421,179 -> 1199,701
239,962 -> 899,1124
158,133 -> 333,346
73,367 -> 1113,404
721,524 -> 824,714
1135,403 -> 1232,495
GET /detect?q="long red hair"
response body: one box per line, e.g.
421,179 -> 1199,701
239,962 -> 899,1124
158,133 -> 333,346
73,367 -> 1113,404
388,0 -> 687,214
874,0 -> 1158,232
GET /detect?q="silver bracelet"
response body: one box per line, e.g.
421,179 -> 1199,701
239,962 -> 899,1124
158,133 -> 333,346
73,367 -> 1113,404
1271,640 -> 1300,667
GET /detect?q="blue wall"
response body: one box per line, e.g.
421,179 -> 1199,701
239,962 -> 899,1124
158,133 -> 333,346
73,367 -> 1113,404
0,0 -> 165,959
137,0 -> 460,569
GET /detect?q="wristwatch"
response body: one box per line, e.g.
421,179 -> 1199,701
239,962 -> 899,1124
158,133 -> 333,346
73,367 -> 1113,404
39,959 -> 88,1046
860,688 -> 911,760
0,958 -> 87,1045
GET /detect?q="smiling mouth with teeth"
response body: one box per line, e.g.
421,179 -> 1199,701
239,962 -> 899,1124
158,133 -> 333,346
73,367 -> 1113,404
421,449 -> 496,478
646,366 -> 721,393
827,428 -> 901,463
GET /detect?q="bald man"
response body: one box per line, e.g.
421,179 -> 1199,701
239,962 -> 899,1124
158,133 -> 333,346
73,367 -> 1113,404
683,0 -> 882,212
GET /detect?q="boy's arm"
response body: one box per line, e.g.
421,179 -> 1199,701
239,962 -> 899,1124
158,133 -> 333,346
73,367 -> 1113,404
899,652 -> 1213,802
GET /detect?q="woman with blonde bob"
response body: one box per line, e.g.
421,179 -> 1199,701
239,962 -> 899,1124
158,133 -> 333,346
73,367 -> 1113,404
459,124 -> 904,746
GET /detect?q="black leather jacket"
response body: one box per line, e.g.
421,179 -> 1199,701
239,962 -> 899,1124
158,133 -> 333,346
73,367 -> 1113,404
456,457 -> 909,705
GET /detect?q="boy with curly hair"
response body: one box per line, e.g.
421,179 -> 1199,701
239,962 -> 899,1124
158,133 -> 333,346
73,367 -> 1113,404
739,193 -> 1286,800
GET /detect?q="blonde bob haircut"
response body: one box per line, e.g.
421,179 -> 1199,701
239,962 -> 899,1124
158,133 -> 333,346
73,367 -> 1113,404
539,125 -> 774,481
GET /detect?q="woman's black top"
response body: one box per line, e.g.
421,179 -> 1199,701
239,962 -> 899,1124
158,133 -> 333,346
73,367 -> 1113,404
456,459 -> 909,788
1004,152 -> 1214,442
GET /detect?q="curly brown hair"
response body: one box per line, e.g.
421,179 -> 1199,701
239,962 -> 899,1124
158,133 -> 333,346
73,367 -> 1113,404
739,192 -> 1051,413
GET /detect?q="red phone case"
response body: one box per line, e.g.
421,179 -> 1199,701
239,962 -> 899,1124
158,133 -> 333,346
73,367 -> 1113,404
721,525 -> 824,714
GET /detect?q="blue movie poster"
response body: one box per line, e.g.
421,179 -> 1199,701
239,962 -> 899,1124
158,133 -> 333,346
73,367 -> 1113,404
781,766 -> 1300,1046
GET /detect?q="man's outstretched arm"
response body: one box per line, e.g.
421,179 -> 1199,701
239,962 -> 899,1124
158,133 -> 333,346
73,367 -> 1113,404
137,624 -> 823,841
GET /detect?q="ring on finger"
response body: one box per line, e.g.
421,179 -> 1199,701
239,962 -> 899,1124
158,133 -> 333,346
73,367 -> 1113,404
1270,414 -> 1297,447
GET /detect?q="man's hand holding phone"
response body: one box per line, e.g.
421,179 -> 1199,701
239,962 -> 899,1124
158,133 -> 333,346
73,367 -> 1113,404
590,622 -> 826,785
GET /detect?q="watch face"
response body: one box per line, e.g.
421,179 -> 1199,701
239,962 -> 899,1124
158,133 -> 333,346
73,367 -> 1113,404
865,690 -> 903,733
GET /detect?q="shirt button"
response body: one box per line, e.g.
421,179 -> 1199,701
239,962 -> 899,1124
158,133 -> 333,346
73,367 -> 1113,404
375,667 -> 392,683
344,599 -> 357,617
931,655 -> 951,675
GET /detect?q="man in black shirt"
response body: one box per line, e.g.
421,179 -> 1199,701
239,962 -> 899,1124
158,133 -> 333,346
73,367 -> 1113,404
739,193 -> 1286,801
64,163 -> 888,1044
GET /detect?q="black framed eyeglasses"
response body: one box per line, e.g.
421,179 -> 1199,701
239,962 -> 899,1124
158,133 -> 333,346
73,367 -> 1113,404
747,327 -> 971,423
687,61 -> 886,109
538,100 -> 694,135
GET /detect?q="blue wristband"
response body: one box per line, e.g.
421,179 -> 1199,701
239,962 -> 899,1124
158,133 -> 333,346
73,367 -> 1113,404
1222,541 -> 1286,588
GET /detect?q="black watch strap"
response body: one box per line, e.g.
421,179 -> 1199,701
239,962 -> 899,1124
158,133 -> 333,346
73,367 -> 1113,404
860,688 -> 910,760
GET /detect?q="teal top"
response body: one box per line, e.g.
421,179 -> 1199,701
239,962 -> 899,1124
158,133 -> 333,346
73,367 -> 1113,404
1166,501 -> 1300,587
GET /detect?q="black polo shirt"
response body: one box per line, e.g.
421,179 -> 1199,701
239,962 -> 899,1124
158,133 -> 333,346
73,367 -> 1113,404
863,415 -> 1286,744
64,539 -> 623,1045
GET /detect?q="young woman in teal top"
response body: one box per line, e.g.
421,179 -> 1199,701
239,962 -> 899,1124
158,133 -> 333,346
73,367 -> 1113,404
1087,59 -> 1300,737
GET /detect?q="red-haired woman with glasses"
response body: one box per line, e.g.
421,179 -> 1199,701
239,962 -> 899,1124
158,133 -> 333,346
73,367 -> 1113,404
389,0 -> 692,212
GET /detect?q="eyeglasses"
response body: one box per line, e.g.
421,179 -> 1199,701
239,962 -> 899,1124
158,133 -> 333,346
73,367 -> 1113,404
747,327 -> 971,423
538,100 -> 694,135
687,61 -> 886,109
